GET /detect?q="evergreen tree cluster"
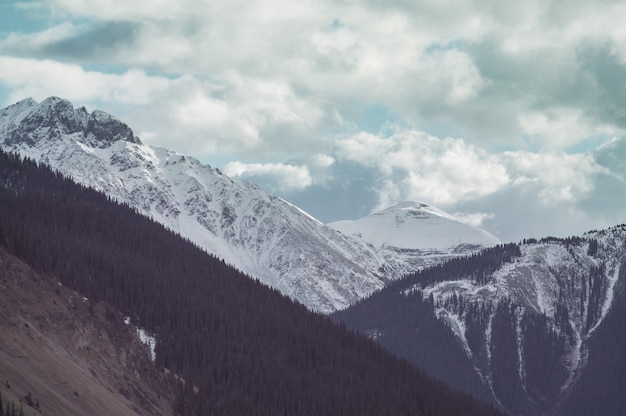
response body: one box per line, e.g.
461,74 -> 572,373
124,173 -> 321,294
0,150 -> 504,416
333,281 -> 499,407
0,388 -> 36,416
370,243 -> 521,298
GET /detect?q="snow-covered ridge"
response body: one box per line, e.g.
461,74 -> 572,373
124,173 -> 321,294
0,97 -> 500,313
414,226 -> 626,414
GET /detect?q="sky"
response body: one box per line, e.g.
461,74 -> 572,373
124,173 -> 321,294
1,0 -> 626,242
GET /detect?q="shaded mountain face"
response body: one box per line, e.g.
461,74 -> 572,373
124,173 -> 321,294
0,97 -> 499,313
333,229 -> 626,416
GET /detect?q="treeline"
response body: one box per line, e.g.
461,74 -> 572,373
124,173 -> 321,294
368,243 -> 521,298
0,149 -> 504,416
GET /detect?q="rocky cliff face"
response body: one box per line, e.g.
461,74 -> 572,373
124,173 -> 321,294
0,97 -> 138,148
0,97 -> 499,313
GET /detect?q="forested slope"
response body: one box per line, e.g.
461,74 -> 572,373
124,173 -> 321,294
0,149 -> 504,416
332,244 -> 521,406
333,233 -> 626,416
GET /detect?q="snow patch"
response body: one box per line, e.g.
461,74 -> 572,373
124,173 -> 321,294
123,316 -> 157,362
138,329 -> 157,362
589,264 -> 621,334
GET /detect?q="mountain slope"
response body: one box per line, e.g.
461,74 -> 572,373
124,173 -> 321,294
333,230 -> 626,416
0,247 -> 173,416
0,147 -> 505,416
0,97 -> 499,313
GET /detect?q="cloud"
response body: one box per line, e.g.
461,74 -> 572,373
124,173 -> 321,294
145,75 -> 341,160
0,56 -> 173,105
4,0 -> 626,242
311,154 -> 335,168
331,128 -> 623,240
8,0 -> 626,154
501,151 -> 598,204
0,22 -> 79,52
39,0 -> 189,21
0,56 -> 337,160
335,131 -> 510,209
518,108 -> 620,150
0,21 -> 137,61
455,139 -> 626,241
576,137 -> 626,226
452,211 -> 496,228
224,161 -> 313,192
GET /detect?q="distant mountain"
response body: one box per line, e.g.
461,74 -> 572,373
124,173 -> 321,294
0,148 -> 505,416
329,201 -> 501,270
333,230 -> 626,416
0,97 -> 499,313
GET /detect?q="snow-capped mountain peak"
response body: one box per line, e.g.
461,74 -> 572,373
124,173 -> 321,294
379,201 -> 457,220
0,97 -> 499,313
329,201 -> 500,251
0,96 -> 139,150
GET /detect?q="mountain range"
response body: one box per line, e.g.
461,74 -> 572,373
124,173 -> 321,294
1,97 -> 625,416
0,147 -> 504,416
0,96 -> 500,313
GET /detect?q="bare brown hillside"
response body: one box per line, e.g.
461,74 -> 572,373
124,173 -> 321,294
0,248 -> 174,416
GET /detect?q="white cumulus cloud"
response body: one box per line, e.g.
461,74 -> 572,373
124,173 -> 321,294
224,161 -> 313,191
335,130 -> 510,210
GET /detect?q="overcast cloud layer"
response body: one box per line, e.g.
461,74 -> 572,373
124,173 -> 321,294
1,0 -> 626,241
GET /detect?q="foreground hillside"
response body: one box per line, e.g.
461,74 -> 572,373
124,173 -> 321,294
0,149 -> 504,415
0,248 -> 173,416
